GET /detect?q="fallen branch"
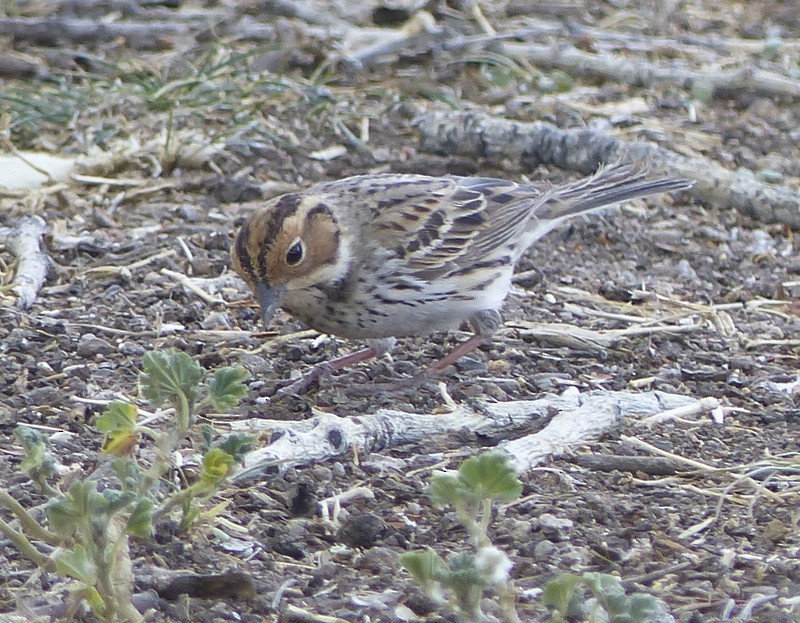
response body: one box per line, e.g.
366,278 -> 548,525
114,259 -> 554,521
230,388 -> 712,482
0,17 -> 191,49
502,40 -> 800,100
507,320 -> 704,353
4,215 -> 50,309
257,0 -> 352,29
571,454 -> 683,476
0,53 -> 42,79
415,110 -> 800,227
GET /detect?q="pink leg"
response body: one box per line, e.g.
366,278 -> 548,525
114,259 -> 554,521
347,333 -> 490,395
277,311 -> 499,396
426,333 -> 488,373
276,346 -> 380,396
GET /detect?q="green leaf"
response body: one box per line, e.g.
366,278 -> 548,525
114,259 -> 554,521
440,552 -> 485,615
101,489 -> 137,515
207,366 -> 249,410
457,453 -> 521,503
46,498 -> 80,538
200,447 -> 234,486
126,499 -> 154,538
95,401 -> 137,434
179,500 -> 199,532
199,423 -> 215,451
215,432 -> 254,462
14,426 -> 48,457
542,573 -> 584,618
584,573 -> 626,602
14,426 -> 57,481
47,480 -> 103,537
111,458 -> 142,491
429,471 -> 469,508
96,402 -> 139,456
72,585 -> 106,617
101,430 -> 140,456
138,349 -> 202,407
399,548 -> 446,586
626,594 -> 660,623
53,544 -> 98,584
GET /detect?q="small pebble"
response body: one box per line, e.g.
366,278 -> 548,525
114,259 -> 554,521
337,512 -> 386,549
536,513 -> 574,541
118,341 -> 146,357
533,540 -> 556,560
77,334 -> 114,358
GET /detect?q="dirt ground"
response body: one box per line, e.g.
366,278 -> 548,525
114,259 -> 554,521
1,1 -> 799,622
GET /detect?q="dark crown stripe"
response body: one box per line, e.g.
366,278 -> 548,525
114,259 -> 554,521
256,234 -> 270,280
234,221 -> 256,281
269,193 -> 303,229
253,193 -> 304,280
306,201 -> 333,221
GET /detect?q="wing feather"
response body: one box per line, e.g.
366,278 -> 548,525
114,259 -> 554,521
340,175 -> 538,280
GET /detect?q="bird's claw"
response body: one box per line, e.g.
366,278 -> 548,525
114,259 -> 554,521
274,362 -> 335,397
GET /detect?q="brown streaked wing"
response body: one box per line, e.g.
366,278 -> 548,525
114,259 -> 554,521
355,176 -> 490,276
445,176 -> 546,267
362,175 -> 548,279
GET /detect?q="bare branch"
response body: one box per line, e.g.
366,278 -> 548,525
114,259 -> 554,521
230,389 -> 706,482
5,215 -> 50,310
416,110 -> 800,227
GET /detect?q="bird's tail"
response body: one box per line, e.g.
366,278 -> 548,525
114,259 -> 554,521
543,162 -> 693,219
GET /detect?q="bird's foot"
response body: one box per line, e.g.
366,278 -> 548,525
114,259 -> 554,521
346,370 -> 440,395
272,345 -> 382,397
274,362 -> 336,397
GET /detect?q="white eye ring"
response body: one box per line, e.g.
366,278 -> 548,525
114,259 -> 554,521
285,238 -> 305,266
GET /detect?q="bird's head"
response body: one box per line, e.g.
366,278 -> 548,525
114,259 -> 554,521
231,193 -> 347,327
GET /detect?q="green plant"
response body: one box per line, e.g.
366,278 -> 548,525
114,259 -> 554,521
542,572 -> 661,623
0,348 -> 252,622
400,453 -> 522,623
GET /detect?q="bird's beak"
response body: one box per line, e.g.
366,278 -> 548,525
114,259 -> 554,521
255,281 -> 286,327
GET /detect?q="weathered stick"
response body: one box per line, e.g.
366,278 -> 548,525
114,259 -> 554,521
503,40 -> 800,100
231,389 -> 711,481
6,215 -> 50,310
0,17 -> 189,48
415,110 -> 800,227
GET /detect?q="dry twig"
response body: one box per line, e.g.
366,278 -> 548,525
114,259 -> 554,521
230,389 -> 705,481
3,215 -> 50,309
416,110 -> 800,227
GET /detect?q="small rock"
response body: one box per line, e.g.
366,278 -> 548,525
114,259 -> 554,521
403,591 -> 439,616
455,355 -> 486,373
271,524 -> 308,560
309,465 -> 333,482
77,334 -> 114,358
288,480 -> 317,517
536,513 -> 573,541
177,204 -> 202,222
118,341 -> 145,357
676,259 -> 698,281
509,519 -> 532,541
392,360 -> 417,376
305,562 -> 340,593
24,386 -> 62,406
748,230 -> 776,255
356,546 -> 399,575
337,512 -> 386,549
533,539 -> 556,560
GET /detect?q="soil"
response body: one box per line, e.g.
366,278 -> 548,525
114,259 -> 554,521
0,1 -> 798,622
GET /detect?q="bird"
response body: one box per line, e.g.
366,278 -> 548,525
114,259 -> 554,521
231,162 -> 692,392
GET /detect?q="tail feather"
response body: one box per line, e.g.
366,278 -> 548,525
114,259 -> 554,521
544,163 -> 693,218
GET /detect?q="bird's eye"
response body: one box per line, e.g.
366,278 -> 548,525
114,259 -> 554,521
285,239 -> 305,266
